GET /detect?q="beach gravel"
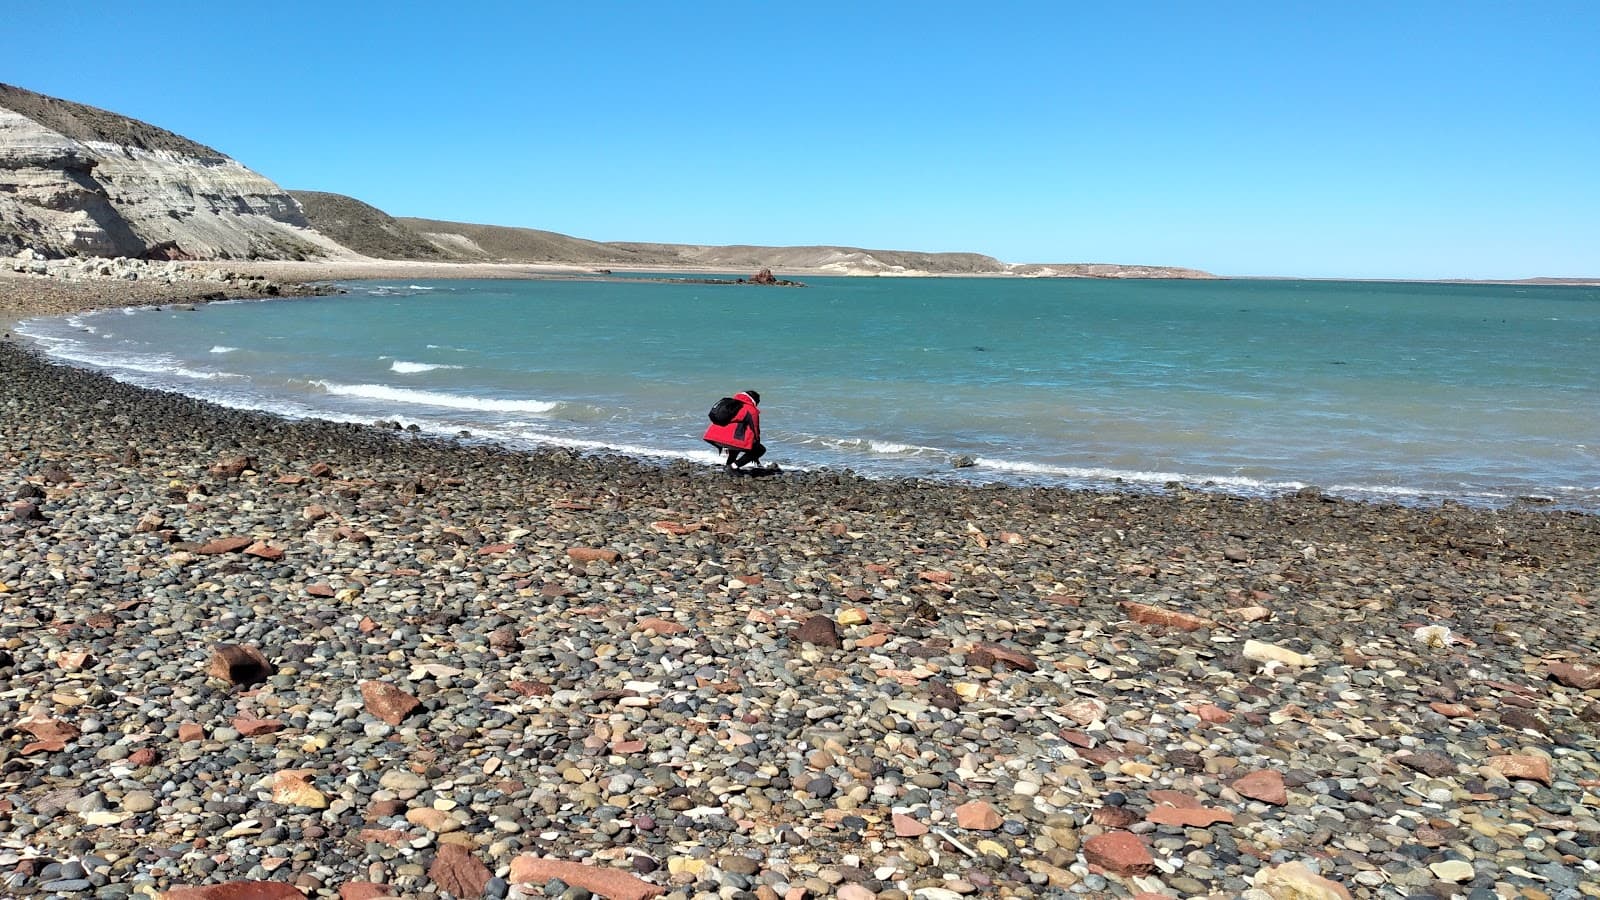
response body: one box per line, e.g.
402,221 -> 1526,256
1,275 -> 1599,899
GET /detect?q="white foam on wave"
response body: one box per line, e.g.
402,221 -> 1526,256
407,285 -> 435,291
425,344 -> 473,353
313,382 -> 558,414
974,456 -> 1308,492
390,360 -> 465,374
210,346 -> 238,354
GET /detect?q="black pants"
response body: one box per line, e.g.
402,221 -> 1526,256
713,441 -> 766,468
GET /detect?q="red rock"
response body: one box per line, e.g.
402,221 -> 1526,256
128,748 -> 159,767
244,542 -> 284,561
210,455 -> 256,478
650,521 -> 701,535
337,526 -> 370,544
207,644 -> 274,685
1430,702 -> 1475,718
1232,769 -> 1288,805
1148,790 -> 1204,808
856,632 -> 888,648
178,723 -> 205,742
1084,831 -> 1154,875
568,547 -> 620,563
429,843 -> 491,897
307,583 -> 336,598
508,856 -> 665,900
338,884 -> 395,900
233,714 -> 285,737
160,882 -> 305,900
302,504 -> 329,522
477,543 -> 514,555
309,462 -> 335,478
1548,661 -> 1600,690
359,616 -> 378,634
637,617 -> 687,635
1147,806 -> 1235,827
21,718 -> 82,745
196,536 -> 254,555
919,570 -> 953,584
366,798 -> 406,821
1486,754 -> 1552,785
954,800 -> 1002,830
965,642 -> 1038,672
792,615 -> 842,648
361,681 -> 422,726
1092,806 -> 1140,828
355,828 -> 409,848
57,649 -> 93,671
1195,703 -> 1234,724
276,474 -> 306,485
893,812 -> 928,837
1123,600 -> 1212,632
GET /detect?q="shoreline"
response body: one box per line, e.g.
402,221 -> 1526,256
2,269 -> 1599,897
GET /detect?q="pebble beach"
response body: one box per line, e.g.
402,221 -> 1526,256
2,270 -> 1599,900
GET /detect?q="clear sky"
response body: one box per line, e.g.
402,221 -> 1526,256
6,1 -> 1597,279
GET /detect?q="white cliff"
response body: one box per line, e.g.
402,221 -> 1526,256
0,84 -> 350,261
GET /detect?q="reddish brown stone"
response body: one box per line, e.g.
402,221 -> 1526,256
636,617 -> 687,635
1486,754 -> 1552,785
337,526 -> 371,544
1232,769 -> 1288,805
1195,703 -> 1234,724
1147,806 -> 1235,827
309,462 -> 335,478
1430,702 -> 1475,718
965,642 -> 1038,672
477,543 -> 514,555
232,714 -> 285,737
337,884 -> 395,900
307,583 -> 336,598
568,547 -> 620,563
196,536 -> 254,555
429,843 -> 491,897
361,681 -> 422,726
611,739 -> 647,754
160,883 -> 305,900
791,615 -> 842,648
954,800 -> 1002,830
1548,661 -> 1600,690
207,644 -> 274,685
919,570 -> 953,584
366,798 -> 406,821
509,856 -> 665,900
210,455 -> 256,478
1091,806 -> 1140,828
244,542 -> 284,561
893,812 -> 928,837
1148,790 -> 1204,808
178,723 -> 205,742
650,521 -> 701,535
128,748 -> 159,767
1123,600 -> 1212,632
21,718 -> 81,744
302,504 -> 329,522
1084,831 -> 1154,875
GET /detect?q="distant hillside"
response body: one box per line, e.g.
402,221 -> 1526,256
289,192 -> 453,261
395,217 -> 675,267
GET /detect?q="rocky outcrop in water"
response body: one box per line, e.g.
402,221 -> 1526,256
0,83 -> 344,261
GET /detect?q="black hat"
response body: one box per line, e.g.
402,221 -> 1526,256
744,390 -> 760,405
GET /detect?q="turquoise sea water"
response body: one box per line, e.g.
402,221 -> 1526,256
18,276 -> 1600,511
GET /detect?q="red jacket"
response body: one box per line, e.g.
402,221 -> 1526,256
703,392 -> 760,449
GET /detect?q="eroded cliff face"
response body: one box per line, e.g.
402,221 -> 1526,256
0,87 -> 346,261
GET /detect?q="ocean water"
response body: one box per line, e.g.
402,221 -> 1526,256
17,276 -> 1600,511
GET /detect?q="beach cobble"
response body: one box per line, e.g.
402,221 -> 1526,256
1,338 -> 1599,899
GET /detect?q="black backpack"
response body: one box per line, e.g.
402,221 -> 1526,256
708,396 -> 741,426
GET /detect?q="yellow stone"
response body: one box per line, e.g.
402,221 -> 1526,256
976,839 -> 1010,858
668,857 -> 708,876
1242,640 -> 1316,668
270,774 -> 328,809
837,608 -> 870,626
301,735 -> 329,752
1120,762 -> 1155,779
335,588 -> 361,603
0,582 -> 10,593
954,682 -> 981,700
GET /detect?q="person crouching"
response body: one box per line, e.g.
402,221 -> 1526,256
704,390 -> 766,470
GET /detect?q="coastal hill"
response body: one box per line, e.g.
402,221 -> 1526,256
2,81 -> 1215,278
0,83 -> 344,261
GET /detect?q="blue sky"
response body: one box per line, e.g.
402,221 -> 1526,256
6,1 -> 1597,279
